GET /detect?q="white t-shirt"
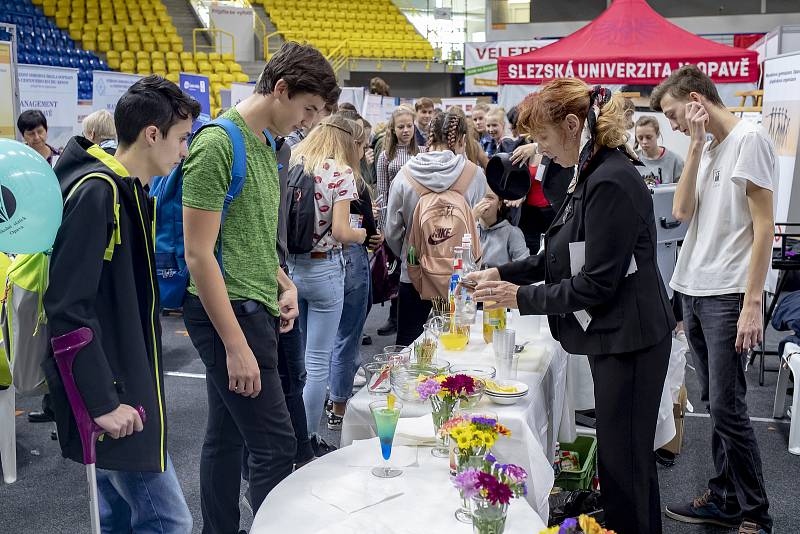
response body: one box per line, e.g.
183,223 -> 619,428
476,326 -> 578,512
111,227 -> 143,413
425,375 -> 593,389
670,120 -> 776,297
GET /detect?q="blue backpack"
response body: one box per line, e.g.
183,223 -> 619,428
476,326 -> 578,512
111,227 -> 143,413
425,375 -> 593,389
150,118 -> 247,309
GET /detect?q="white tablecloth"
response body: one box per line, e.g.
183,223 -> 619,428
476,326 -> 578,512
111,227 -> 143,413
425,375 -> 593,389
341,311 -> 567,523
251,437 -> 546,534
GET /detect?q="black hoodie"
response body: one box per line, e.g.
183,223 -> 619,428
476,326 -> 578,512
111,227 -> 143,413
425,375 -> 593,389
43,136 -> 167,473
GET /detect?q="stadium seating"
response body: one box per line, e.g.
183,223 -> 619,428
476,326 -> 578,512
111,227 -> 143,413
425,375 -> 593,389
0,0 -> 110,100
15,0 -> 249,117
259,0 -> 435,61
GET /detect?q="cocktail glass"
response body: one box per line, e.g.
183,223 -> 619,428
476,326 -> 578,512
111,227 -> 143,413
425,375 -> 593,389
369,398 -> 403,478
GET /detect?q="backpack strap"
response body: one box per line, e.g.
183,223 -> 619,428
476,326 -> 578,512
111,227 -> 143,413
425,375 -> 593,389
199,118 -> 248,269
402,168 -> 432,198
450,160 -> 478,195
65,172 -> 121,262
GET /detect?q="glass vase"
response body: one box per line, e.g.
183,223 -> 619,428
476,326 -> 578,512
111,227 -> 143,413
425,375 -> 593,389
454,453 -> 486,523
471,496 -> 509,534
430,395 -> 458,457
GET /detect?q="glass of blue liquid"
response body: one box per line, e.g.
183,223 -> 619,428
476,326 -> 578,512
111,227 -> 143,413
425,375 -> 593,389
369,398 -> 403,478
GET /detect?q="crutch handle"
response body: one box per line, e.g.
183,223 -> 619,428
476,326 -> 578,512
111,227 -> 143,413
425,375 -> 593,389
51,327 -> 146,464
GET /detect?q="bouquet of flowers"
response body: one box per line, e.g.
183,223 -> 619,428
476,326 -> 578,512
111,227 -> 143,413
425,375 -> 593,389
452,453 -> 527,506
453,453 -> 528,533
416,373 -> 480,456
444,415 -> 511,461
540,515 -> 616,534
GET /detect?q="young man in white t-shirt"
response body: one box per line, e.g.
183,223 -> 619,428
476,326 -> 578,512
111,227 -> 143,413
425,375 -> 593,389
652,65 -> 775,534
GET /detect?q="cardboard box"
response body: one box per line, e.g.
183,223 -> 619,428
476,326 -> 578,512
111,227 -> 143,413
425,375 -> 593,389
663,384 -> 688,455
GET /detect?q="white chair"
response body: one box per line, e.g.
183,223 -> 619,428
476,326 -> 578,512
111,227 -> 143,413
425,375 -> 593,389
0,383 -> 16,483
772,341 -> 800,455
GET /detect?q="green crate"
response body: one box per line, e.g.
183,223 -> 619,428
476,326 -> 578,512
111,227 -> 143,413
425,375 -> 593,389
555,435 -> 597,490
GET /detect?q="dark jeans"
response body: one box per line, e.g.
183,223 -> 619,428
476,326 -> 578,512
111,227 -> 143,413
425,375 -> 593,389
590,333 -> 670,534
395,282 -> 432,347
682,294 -> 772,528
183,295 -> 296,534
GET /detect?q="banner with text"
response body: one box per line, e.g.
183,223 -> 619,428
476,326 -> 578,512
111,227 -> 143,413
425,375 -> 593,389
18,64 -> 78,151
179,73 -> 211,131
209,5 -> 254,62
465,40 -> 556,94
93,71 -> 142,113
0,41 -> 17,139
761,51 -> 800,293
360,94 -> 400,129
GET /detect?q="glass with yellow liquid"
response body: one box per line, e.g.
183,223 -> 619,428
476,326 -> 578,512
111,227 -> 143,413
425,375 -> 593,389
439,316 -> 470,351
482,305 -> 507,344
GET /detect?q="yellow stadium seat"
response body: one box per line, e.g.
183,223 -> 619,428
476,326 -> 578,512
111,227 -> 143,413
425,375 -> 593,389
152,60 -> 166,72
166,72 -> 179,83
212,62 -> 227,73
208,73 -> 221,84
120,60 -> 135,73
171,42 -> 183,53
179,51 -> 193,62
167,60 -> 181,72
228,62 -> 242,73
182,60 -> 197,72
234,72 -> 249,83
165,51 -> 179,61
208,52 -> 221,62
97,40 -> 111,52
194,51 -> 208,62
150,50 -> 165,62
155,34 -> 169,46
135,50 -> 148,61
221,53 -> 234,62
221,72 -> 234,86
121,50 -> 135,61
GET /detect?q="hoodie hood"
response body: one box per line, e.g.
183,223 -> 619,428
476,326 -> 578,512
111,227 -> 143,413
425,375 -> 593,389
54,136 -> 128,196
404,150 -> 466,192
482,219 -> 512,232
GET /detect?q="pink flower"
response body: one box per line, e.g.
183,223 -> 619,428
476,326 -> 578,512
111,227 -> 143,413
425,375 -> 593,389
453,468 -> 481,499
415,378 -> 441,400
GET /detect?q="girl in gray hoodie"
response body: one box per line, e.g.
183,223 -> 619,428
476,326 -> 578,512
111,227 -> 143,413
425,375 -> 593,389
474,190 -> 530,267
384,110 -> 488,346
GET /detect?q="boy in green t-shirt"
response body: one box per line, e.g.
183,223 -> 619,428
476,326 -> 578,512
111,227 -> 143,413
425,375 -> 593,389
181,42 -> 339,533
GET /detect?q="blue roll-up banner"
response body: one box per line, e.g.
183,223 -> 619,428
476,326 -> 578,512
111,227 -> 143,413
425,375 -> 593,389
179,72 -> 211,131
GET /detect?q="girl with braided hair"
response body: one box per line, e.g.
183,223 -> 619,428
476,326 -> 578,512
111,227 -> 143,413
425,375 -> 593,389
384,109 -> 488,345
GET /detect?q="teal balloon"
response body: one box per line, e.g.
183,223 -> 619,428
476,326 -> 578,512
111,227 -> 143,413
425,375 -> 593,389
0,139 -> 63,254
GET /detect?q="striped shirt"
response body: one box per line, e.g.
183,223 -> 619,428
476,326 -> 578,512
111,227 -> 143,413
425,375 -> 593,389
376,144 -> 413,226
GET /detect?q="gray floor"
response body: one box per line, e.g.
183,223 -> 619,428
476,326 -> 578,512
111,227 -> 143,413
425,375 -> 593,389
1,303 -> 798,533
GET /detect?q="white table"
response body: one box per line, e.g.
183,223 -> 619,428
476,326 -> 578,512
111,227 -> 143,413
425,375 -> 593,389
251,437 -> 547,534
341,311 -> 567,523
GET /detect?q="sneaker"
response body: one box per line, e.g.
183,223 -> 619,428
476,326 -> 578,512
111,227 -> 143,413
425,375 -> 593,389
739,520 -> 772,534
376,318 -> 397,336
665,490 -> 741,528
240,490 -> 253,515
327,411 -> 344,430
325,399 -> 334,417
353,367 -> 367,387
311,435 -> 337,457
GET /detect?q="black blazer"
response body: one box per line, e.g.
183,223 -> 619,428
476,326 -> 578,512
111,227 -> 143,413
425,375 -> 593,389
540,156 -> 573,213
497,147 -> 675,356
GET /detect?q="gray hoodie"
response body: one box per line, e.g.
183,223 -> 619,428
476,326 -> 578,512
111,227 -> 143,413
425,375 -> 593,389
385,150 -> 487,283
478,219 -> 530,268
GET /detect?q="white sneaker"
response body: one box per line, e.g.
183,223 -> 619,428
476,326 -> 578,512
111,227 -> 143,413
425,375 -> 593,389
353,367 -> 367,387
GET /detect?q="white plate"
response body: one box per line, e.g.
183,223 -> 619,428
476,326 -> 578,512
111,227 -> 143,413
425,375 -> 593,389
488,394 -> 525,405
485,379 -> 529,396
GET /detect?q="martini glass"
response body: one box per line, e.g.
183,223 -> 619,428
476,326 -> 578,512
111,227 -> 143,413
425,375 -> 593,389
369,398 -> 403,478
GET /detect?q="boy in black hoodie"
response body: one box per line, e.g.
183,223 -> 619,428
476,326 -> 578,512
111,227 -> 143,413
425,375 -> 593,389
43,76 -> 199,533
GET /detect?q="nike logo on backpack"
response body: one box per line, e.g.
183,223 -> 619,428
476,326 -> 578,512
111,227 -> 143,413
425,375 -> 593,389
428,227 -> 454,246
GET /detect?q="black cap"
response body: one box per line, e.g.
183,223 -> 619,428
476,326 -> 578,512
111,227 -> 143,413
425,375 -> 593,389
486,152 -> 531,200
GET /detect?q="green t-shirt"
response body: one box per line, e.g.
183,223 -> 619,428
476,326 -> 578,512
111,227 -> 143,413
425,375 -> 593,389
182,108 -> 280,316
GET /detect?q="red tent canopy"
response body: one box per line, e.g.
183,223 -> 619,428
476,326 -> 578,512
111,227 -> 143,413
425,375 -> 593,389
497,0 -> 759,85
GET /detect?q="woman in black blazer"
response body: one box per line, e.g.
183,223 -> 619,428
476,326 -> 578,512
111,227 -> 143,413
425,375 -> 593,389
468,80 -> 675,534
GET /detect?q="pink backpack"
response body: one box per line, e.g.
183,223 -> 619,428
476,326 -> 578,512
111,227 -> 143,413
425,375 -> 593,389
404,160 -> 482,300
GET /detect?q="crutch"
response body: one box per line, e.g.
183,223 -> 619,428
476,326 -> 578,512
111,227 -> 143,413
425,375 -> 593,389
51,327 -> 146,534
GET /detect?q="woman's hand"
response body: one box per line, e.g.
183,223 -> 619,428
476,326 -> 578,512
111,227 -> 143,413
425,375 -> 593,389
365,147 -> 375,166
504,197 -> 525,209
368,230 -> 384,250
473,280 -> 520,310
510,143 -> 538,166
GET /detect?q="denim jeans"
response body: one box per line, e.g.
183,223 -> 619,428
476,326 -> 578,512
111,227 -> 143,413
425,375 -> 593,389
682,294 -> 772,528
289,251 -> 346,435
329,245 -> 371,403
96,454 -> 192,534
183,295 -> 296,534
